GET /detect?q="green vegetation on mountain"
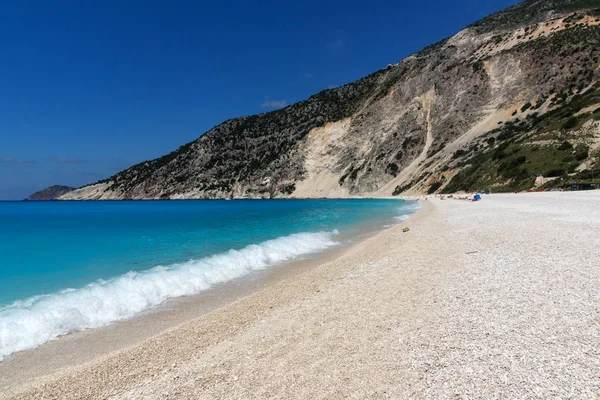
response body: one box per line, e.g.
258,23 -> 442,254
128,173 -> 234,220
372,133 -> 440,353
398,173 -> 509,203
62,0 -> 600,200
442,83 -> 600,193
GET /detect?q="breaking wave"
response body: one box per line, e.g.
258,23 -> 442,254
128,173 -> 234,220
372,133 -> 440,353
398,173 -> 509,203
395,202 -> 421,221
0,230 -> 339,360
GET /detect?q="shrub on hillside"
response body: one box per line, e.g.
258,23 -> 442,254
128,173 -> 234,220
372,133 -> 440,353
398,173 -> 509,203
562,116 -> 579,130
545,168 -> 565,177
558,141 -> 574,150
452,149 -> 467,159
428,182 -> 443,194
575,145 -> 589,161
386,163 -> 399,176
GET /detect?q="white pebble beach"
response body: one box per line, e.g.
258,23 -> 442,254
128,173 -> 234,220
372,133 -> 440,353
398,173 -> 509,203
2,191 -> 599,399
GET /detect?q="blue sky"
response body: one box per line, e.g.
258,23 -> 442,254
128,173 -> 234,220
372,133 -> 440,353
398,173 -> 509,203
0,0 -> 519,200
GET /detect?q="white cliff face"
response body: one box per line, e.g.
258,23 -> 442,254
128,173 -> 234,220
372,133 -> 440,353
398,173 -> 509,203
291,119 -> 353,199
60,182 -> 122,200
62,1 -> 600,200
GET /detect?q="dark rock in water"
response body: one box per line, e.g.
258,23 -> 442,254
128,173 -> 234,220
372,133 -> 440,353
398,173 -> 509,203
26,185 -> 75,201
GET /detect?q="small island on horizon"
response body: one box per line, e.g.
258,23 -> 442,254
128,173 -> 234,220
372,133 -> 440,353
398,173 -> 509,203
25,185 -> 74,201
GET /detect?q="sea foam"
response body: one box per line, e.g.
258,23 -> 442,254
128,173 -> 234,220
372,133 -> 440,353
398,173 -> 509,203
395,202 -> 421,221
0,230 -> 338,360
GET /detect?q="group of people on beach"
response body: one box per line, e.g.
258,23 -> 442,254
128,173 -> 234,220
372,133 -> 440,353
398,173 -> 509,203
437,193 -> 483,202
400,193 -> 484,202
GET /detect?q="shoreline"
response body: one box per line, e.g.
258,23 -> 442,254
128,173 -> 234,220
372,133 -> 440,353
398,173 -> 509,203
0,200 -> 424,396
0,244 -> 349,390
4,192 -> 600,398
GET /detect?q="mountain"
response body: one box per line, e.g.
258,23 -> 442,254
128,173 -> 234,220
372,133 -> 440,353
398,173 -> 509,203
61,0 -> 600,200
26,185 -> 75,201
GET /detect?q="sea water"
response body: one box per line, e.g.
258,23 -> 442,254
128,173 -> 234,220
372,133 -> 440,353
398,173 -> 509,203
0,199 -> 418,360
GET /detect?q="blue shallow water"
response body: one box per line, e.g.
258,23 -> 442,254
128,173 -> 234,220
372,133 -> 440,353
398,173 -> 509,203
0,199 -> 417,359
0,199 -> 411,307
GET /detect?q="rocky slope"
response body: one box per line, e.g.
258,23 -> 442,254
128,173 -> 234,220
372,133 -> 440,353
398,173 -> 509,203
61,0 -> 600,200
26,185 -> 74,200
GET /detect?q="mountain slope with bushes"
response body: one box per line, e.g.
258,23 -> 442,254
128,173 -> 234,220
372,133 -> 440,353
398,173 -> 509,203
62,0 -> 600,200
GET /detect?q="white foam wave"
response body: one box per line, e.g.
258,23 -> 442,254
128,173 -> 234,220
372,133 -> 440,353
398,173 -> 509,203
395,202 -> 421,221
0,231 -> 338,360
401,202 -> 422,213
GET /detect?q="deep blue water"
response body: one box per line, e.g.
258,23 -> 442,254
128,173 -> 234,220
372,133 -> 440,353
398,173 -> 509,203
0,199 -> 417,359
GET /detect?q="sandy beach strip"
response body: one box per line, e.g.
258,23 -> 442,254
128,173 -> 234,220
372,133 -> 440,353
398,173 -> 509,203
2,192 -> 600,399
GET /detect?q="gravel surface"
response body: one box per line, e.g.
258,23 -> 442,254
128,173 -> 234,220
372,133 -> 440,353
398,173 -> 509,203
3,192 -> 600,399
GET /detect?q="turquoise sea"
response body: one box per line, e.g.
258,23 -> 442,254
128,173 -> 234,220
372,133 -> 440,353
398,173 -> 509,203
0,199 -> 418,360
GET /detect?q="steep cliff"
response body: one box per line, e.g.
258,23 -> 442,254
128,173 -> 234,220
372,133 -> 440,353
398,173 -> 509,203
61,0 -> 600,200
